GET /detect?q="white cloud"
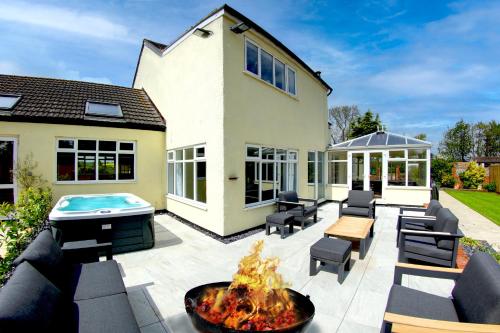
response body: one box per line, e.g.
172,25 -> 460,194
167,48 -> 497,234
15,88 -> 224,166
0,61 -> 22,75
0,2 -> 133,43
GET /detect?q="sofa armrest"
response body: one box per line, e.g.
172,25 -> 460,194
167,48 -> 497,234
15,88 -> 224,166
400,229 -> 463,239
393,262 -> 463,284
277,200 -> 304,207
399,206 -> 426,215
384,312 -> 499,333
398,214 -> 436,219
62,240 -> 113,261
298,198 -> 318,207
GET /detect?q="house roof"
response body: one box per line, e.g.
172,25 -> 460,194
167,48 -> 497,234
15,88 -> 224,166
136,4 -> 332,94
0,74 -> 165,131
330,131 -> 432,150
475,156 -> 500,164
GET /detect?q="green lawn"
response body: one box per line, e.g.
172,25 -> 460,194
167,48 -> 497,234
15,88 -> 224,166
444,189 -> 500,226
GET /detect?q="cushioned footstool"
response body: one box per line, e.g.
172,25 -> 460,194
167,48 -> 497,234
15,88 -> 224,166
266,212 -> 295,239
310,238 -> 352,283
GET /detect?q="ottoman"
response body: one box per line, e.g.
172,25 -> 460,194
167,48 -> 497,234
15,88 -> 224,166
310,238 -> 352,283
266,212 -> 295,239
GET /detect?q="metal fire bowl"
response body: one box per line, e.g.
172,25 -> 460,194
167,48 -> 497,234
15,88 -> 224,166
184,282 -> 315,333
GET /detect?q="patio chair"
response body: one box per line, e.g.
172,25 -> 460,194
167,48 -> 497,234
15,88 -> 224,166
396,200 -> 443,243
338,190 -> 376,218
277,191 -> 318,229
398,208 -> 464,268
382,252 -> 500,332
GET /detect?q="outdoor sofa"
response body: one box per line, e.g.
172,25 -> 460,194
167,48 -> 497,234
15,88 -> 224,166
0,230 -> 139,333
398,208 -> 464,268
382,252 -> 500,332
339,190 -> 376,218
277,191 -> 318,229
396,199 -> 443,243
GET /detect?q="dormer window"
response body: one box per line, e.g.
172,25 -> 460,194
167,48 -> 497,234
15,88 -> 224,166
85,101 -> 123,118
0,94 -> 22,110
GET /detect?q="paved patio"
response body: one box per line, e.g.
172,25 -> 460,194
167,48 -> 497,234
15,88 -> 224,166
115,203 -> 455,333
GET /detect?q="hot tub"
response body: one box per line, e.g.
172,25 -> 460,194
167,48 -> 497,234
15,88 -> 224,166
49,193 -> 155,254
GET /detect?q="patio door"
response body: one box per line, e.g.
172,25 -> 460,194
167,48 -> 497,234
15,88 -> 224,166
0,138 -> 17,204
308,151 -> 325,201
351,152 -> 364,190
369,152 -> 383,197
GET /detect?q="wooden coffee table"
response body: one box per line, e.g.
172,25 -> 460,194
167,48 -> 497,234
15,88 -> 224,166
324,216 -> 375,259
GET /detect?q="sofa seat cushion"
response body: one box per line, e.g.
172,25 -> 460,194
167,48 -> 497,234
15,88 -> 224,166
452,252 -> 500,324
0,262 -> 63,332
310,238 -> 352,263
404,238 -> 452,261
288,206 -> 317,217
69,260 -> 126,301
73,293 -> 140,333
342,207 -> 370,217
13,230 -> 65,287
386,285 -> 459,322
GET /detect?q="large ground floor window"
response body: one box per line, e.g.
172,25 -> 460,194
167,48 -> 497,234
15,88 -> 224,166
56,139 -> 135,182
245,145 -> 297,206
388,149 -> 428,187
167,145 -> 206,204
327,151 -> 347,185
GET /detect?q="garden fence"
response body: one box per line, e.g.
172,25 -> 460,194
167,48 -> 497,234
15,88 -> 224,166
489,164 -> 500,193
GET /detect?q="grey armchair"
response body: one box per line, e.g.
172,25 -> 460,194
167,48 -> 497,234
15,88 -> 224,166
382,252 -> 500,332
398,208 -> 464,267
396,200 -> 443,244
339,190 -> 376,218
277,191 -> 318,229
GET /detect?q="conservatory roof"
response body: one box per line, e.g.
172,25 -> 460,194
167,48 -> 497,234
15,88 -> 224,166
330,131 -> 431,150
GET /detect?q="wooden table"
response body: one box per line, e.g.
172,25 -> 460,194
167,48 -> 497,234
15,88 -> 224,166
324,216 -> 375,259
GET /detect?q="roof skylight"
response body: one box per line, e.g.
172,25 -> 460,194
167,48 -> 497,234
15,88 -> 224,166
85,101 -> 123,118
0,94 -> 21,110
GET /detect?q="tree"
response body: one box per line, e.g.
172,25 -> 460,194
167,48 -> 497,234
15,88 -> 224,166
431,156 -> 453,185
414,133 -> 427,141
459,161 -> 486,189
328,105 -> 360,144
439,120 -> 472,161
348,110 -> 383,139
483,120 -> 500,157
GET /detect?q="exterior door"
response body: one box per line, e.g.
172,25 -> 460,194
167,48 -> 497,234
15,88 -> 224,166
317,152 -> 325,200
369,152 -> 383,197
0,138 -> 16,204
351,152 -> 364,190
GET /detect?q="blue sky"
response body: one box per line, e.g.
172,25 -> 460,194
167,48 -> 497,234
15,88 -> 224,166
1,0 -> 499,146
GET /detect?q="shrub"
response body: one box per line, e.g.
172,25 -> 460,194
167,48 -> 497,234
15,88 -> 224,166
459,161 -> 486,189
431,157 -> 453,186
484,182 -> 497,192
440,174 -> 456,188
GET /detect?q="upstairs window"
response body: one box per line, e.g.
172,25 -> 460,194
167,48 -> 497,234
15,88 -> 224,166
244,39 -> 297,96
86,101 -> 123,118
0,94 -> 21,110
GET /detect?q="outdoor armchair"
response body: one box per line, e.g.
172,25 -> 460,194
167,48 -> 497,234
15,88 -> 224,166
398,208 -> 464,267
277,191 -> 318,229
382,252 -> 500,332
396,200 -> 443,244
339,190 -> 376,218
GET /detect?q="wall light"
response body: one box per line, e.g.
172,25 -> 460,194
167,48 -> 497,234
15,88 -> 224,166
230,22 -> 250,34
193,28 -> 212,38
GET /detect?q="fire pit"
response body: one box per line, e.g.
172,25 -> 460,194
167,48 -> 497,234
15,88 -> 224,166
184,241 -> 315,332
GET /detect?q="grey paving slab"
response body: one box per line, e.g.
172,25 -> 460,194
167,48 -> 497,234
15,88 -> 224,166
117,203 -> 460,332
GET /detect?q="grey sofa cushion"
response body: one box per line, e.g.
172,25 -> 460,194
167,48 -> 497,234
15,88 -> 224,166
386,285 -> 459,322
278,191 -> 298,203
74,293 -> 140,333
433,208 -> 459,250
404,223 -> 429,231
70,260 -> 126,301
404,238 -> 452,261
342,206 -> 370,217
0,262 -> 63,332
452,252 -> 500,324
347,190 -> 373,208
288,205 -> 317,217
12,230 -> 65,287
310,238 -> 352,262
425,200 -> 442,216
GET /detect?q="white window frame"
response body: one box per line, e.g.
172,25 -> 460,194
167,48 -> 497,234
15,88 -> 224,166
244,37 -> 297,97
387,148 -> 430,188
327,151 -> 348,185
0,137 -> 17,204
245,144 -> 298,208
167,144 -> 207,208
55,138 -> 136,184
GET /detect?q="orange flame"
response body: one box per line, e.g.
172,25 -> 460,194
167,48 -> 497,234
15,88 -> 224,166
197,240 -> 297,330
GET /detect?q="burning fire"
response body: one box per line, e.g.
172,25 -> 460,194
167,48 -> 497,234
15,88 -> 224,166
196,240 -> 298,330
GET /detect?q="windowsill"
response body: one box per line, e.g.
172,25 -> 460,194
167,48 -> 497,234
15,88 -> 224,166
385,186 -> 431,190
166,194 -> 207,210
243,71 -> 299,101
54,180 -> 137,185
244,200 -> 276,210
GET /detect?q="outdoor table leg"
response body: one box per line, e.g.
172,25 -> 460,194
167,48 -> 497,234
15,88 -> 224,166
360,238 -> 367,259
